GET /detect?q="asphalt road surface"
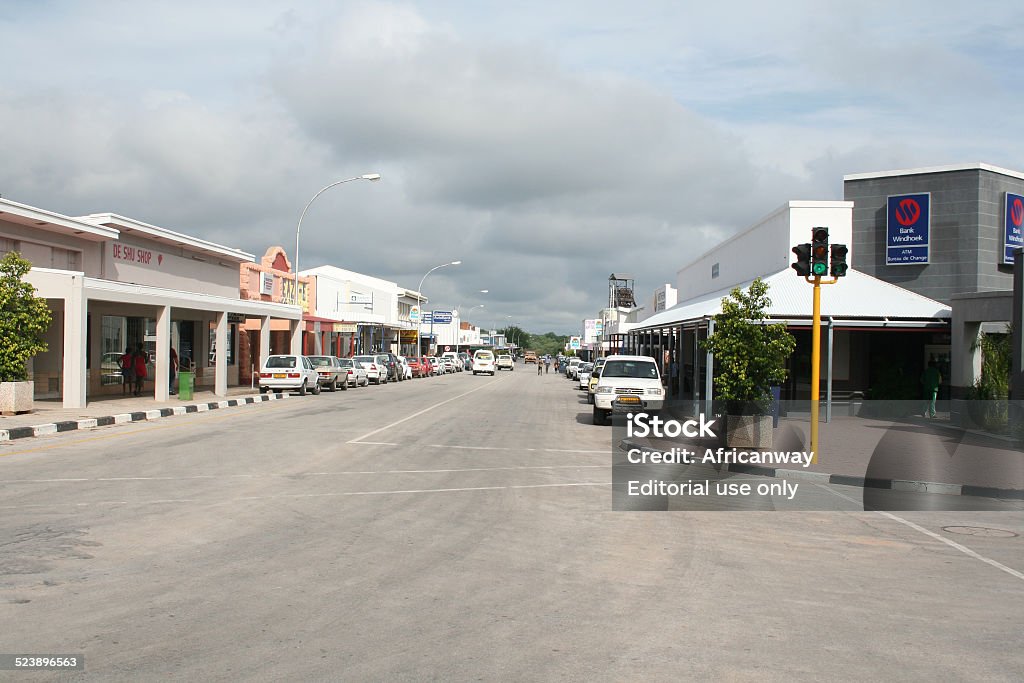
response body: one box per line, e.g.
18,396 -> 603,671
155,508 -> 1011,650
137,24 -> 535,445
2,367 -> 1023,681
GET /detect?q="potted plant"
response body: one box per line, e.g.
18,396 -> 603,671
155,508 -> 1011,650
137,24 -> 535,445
0,252 -> 52,414
702,278 -> 794,448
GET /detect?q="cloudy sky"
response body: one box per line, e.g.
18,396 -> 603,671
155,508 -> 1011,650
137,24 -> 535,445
2,1 -> 1021,333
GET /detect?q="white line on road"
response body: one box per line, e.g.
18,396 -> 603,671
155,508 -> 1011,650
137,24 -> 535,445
821,484 -> 1024,584
346,379 -> 502,444
0,481 -> 610,509
3,464 -> 608,484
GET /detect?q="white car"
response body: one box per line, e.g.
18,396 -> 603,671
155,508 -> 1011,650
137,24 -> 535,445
442,351 -> 462,372
566,357 -> 583,379
496,354 -> 514,371
577,362 -> 594,390
472,350 -> 496,375
398,356 -> 413,380
258,354 -> 321,396
353,355 -> 387,384
337,357 -> 369,387
592,355 -> 664,425
439,356 -> 457,374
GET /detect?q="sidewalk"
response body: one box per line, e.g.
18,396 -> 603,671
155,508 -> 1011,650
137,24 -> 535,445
0,387 -> 291,441
621,413 -> 1024,500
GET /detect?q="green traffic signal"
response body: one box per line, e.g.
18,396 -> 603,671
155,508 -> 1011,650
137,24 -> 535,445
811,227 -> 829,278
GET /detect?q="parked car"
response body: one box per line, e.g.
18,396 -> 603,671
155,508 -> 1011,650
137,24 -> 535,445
592,355 -> 663,425
420,356 -> 437,376
442,351 -> 462,372
577,362 -> 594,390
587,357 -> 607,404
406,357 -> 428,378
354,355 -> 387,384
307,355 -> 347,391
496,354 -> 514,371
377,353 -> 403,382
472,349 -> 496,375
566,357 -> 583,379
427,357 -> 444,375
439,356 -> 458,374
398,356 -> 413,380
258,354 -> 321,396
459,352 -> 472,371
337,357 -> 369,387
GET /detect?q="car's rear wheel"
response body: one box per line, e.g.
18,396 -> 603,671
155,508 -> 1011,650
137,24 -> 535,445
327,378 -> 336,392
339,380 -> 347,391
259,386 -> 268,394
299,381 -> 307,396
311,381 -> 321,395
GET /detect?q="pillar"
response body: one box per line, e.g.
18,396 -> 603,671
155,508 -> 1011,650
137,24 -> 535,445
155,305 -> 171,401
215,311 -> 228,397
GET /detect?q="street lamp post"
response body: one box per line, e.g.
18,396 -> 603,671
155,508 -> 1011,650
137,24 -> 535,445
293,173 -> 380,352
416,261 -> 461,357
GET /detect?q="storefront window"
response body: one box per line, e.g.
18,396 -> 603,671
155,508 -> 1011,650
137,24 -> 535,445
100,315 -> 127,385
208,322 -> 236,365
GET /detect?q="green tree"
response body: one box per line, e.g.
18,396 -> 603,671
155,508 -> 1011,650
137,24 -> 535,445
0,252 -> 52,382
701,278 -> 795,414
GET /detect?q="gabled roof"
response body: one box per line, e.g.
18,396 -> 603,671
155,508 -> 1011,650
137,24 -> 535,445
635,268 -> 950,330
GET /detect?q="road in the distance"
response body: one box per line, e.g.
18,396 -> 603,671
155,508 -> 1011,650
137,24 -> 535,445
1,365 -> 1023,681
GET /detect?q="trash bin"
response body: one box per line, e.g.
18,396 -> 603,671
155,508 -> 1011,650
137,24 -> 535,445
177,371 -> 194,401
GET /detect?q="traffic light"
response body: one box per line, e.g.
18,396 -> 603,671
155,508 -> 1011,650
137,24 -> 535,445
791,243 -> 811,277
811,227 -> 829,276
830,243 -> 849,277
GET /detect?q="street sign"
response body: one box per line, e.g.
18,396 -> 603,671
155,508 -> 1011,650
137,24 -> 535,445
410,306 -> 420,324
570,336 -> 581,350
433,310 -> 453,324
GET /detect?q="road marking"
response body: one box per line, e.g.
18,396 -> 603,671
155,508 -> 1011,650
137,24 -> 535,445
356,442 -> 400,446
0,481 -> 610,510
346,379 -> 503,444
820,485 -> 1024,583
2,464 -> 608,484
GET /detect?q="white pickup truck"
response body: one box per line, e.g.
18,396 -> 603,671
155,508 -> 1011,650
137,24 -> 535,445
592,354 -> 664,425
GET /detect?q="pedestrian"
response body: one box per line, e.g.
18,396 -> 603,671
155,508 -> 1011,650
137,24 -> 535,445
169,346 -> 179,395
119,346 -> 135,395
537,358 -> 543,375
544,356 -> 551,374
920,360 -> 941,418
133,344 -> 148,396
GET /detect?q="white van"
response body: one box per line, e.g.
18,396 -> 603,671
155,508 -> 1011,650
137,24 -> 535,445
472,349 -> 496,375
592,354 -> 663,425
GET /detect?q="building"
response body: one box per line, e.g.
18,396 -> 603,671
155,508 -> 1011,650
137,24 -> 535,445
626,201 -> 950,415
1,198 -> 300,408
843,163 -> 1024,401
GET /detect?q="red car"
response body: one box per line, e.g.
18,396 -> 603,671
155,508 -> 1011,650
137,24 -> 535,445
406,357 -> 429,378
422,356 -> 439,376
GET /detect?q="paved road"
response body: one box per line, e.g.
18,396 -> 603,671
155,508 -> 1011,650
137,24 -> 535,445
1,368 -> 1023,680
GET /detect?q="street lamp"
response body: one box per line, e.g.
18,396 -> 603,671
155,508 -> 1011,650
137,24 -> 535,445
415,260 -> 461,357
293,174 -> 381,352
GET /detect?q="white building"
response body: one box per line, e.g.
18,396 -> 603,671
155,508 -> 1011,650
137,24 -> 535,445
1,198 -> 300,408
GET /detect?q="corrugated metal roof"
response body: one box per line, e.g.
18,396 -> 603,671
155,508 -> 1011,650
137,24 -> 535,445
635,269 -> 950,330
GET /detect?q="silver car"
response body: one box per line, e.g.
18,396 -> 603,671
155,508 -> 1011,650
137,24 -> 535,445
308,355 -> 347,392
353,355 -> 387,385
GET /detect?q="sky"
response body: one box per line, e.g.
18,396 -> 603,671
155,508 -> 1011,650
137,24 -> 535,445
1,0 -> 1022,334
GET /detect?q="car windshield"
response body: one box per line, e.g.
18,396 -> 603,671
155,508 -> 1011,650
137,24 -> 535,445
308,356 -> 333,367
265,356 -> 297,369
337,359 -> 353,367
475,352 -> 493,360
601,360 -> 659,379
354,356 -> 374,364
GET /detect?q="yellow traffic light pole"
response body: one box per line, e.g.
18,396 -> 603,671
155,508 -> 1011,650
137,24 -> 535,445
807,274 -> 837,463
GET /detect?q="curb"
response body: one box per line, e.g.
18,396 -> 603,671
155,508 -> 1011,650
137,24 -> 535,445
619,438 -> 1024,501
0,393 -> 293,442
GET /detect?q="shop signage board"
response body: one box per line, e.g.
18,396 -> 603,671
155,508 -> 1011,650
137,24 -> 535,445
1004,192 -> 1024,264
433,310 -> 453,324
569,336 -> 581,350
260,272 -> 274,295
410,306 -> 420,324
886,193 -> 930,265
333,323 -> 358,333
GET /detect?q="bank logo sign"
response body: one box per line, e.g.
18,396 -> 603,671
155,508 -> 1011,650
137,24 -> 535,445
1004,193 -> 1024,264
886,193 -> 930,265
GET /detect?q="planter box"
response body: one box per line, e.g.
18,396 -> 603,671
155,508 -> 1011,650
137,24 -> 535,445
726,414 -> 773,449
0,381 -> 33,415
